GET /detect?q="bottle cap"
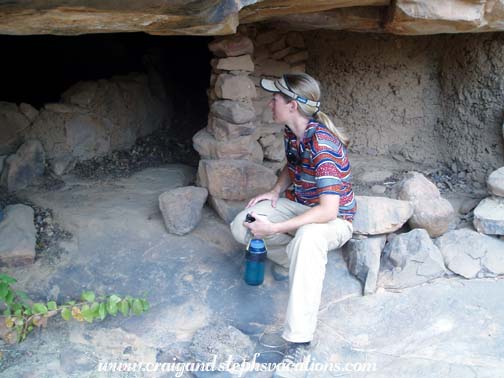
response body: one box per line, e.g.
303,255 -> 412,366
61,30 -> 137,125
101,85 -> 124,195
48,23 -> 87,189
249,239 -> 266,253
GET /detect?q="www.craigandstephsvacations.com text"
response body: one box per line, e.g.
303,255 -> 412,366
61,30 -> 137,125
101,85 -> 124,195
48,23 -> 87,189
97,354 -> 377,376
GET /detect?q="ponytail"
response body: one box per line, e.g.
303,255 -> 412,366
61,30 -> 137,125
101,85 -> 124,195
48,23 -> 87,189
315,111 -> 350,147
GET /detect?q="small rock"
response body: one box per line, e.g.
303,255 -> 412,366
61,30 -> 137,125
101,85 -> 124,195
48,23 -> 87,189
379,229 -> 446,290
487,167 -> 504,197
399,172 -> 454,237
473,197 -> 504,235
409,197 -> 455,237
398,171 -> 441,201
159,186 -> 208,235
0,204 -> 36,267
352,196 -> 414,235
343,235 -> 386,295
189,322 -> 255,365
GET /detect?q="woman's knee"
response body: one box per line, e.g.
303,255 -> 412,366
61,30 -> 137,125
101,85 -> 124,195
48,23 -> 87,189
230,209 -> 249,244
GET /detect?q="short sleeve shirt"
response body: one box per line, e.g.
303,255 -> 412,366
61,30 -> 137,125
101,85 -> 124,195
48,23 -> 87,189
284,120 -> 357,222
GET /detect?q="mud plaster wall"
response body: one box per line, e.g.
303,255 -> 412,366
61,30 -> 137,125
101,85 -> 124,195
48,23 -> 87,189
440,33 -> 504,182
304,30 -> 504,182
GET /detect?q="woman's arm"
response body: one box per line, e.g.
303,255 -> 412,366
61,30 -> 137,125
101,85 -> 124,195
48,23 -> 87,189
246,165 -> 291,208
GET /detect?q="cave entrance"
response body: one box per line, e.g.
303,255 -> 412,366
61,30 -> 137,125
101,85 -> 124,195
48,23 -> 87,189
0,33 -> 212,177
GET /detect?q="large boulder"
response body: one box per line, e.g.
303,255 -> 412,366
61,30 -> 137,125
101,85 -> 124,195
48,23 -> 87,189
197,159 -> 277,201
488,167 -> 504,197
473,197 -> 504,236
352,196 -> 414,235
0,204 -> 36,267
343,235 -> 386,295
379,229 -> 446,290
398,172 -> 455,237
159,186 -> 208,236
435,229 -> 504,279
1,140 -> 45,192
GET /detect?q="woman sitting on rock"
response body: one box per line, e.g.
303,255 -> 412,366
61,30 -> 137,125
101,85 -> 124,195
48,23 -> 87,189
230,73 -> 356,376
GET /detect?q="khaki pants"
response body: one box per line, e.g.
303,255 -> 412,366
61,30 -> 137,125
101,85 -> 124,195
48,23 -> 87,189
230,198 -> 353,343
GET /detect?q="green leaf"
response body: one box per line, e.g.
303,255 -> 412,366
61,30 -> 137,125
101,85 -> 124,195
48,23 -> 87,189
61,307 -> 71,321
119,300 -> 129,317
0,283 -> 8,300
81,291 -> 95,303
32,303 -> 48,315
108,294 -> 121,305
14,309 -> 22,316
106,301 -> 118,316
81,305 -> 94,323
47,301 -> 57,311
66,301 -> 76,306
98,303 -> 106,320
23,308 -> 32,316
140,299 -> 150,312
0,274 -> 17,284
132,299 -> 143,316
4,290 -> 14,305
3,309 -> 11,316
90,302 -> 99,315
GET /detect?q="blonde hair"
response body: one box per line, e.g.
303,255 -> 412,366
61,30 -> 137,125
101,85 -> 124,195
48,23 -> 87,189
282,73 -> 350,147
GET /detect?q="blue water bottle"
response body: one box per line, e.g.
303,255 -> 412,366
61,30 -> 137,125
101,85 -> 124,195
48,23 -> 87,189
245,239 -> 267,286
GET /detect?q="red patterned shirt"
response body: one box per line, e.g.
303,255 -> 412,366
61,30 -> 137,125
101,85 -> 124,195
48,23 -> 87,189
284,120 -> 356,222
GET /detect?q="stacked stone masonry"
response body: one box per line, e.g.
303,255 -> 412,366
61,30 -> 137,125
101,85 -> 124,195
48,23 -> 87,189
195,28 -> 309,222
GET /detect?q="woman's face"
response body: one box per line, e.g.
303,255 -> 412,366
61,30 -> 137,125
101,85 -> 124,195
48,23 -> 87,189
269,93 -> 292,124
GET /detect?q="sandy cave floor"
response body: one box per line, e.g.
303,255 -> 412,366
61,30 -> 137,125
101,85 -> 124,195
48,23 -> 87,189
0,153 -> 502,377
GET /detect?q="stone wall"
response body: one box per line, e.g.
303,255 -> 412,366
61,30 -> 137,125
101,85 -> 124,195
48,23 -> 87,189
194,27 -> 309,222
305,30 -> 504,182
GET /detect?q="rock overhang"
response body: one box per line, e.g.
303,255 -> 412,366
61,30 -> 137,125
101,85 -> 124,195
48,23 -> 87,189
0,0 -> 503,36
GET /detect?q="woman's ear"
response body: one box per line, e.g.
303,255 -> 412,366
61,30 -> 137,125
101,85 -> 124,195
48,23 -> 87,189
289,100 -> 298,112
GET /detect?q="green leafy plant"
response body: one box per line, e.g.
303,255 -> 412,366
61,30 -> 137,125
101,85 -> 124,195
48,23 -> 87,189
0,273 -> 149,343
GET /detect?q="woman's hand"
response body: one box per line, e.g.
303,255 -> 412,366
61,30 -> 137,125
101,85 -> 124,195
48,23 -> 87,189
243,212 -> 277,238
246,190 -> 280,208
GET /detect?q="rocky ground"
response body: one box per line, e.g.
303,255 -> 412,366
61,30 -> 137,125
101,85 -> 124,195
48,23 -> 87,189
1,135 -> 502,377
